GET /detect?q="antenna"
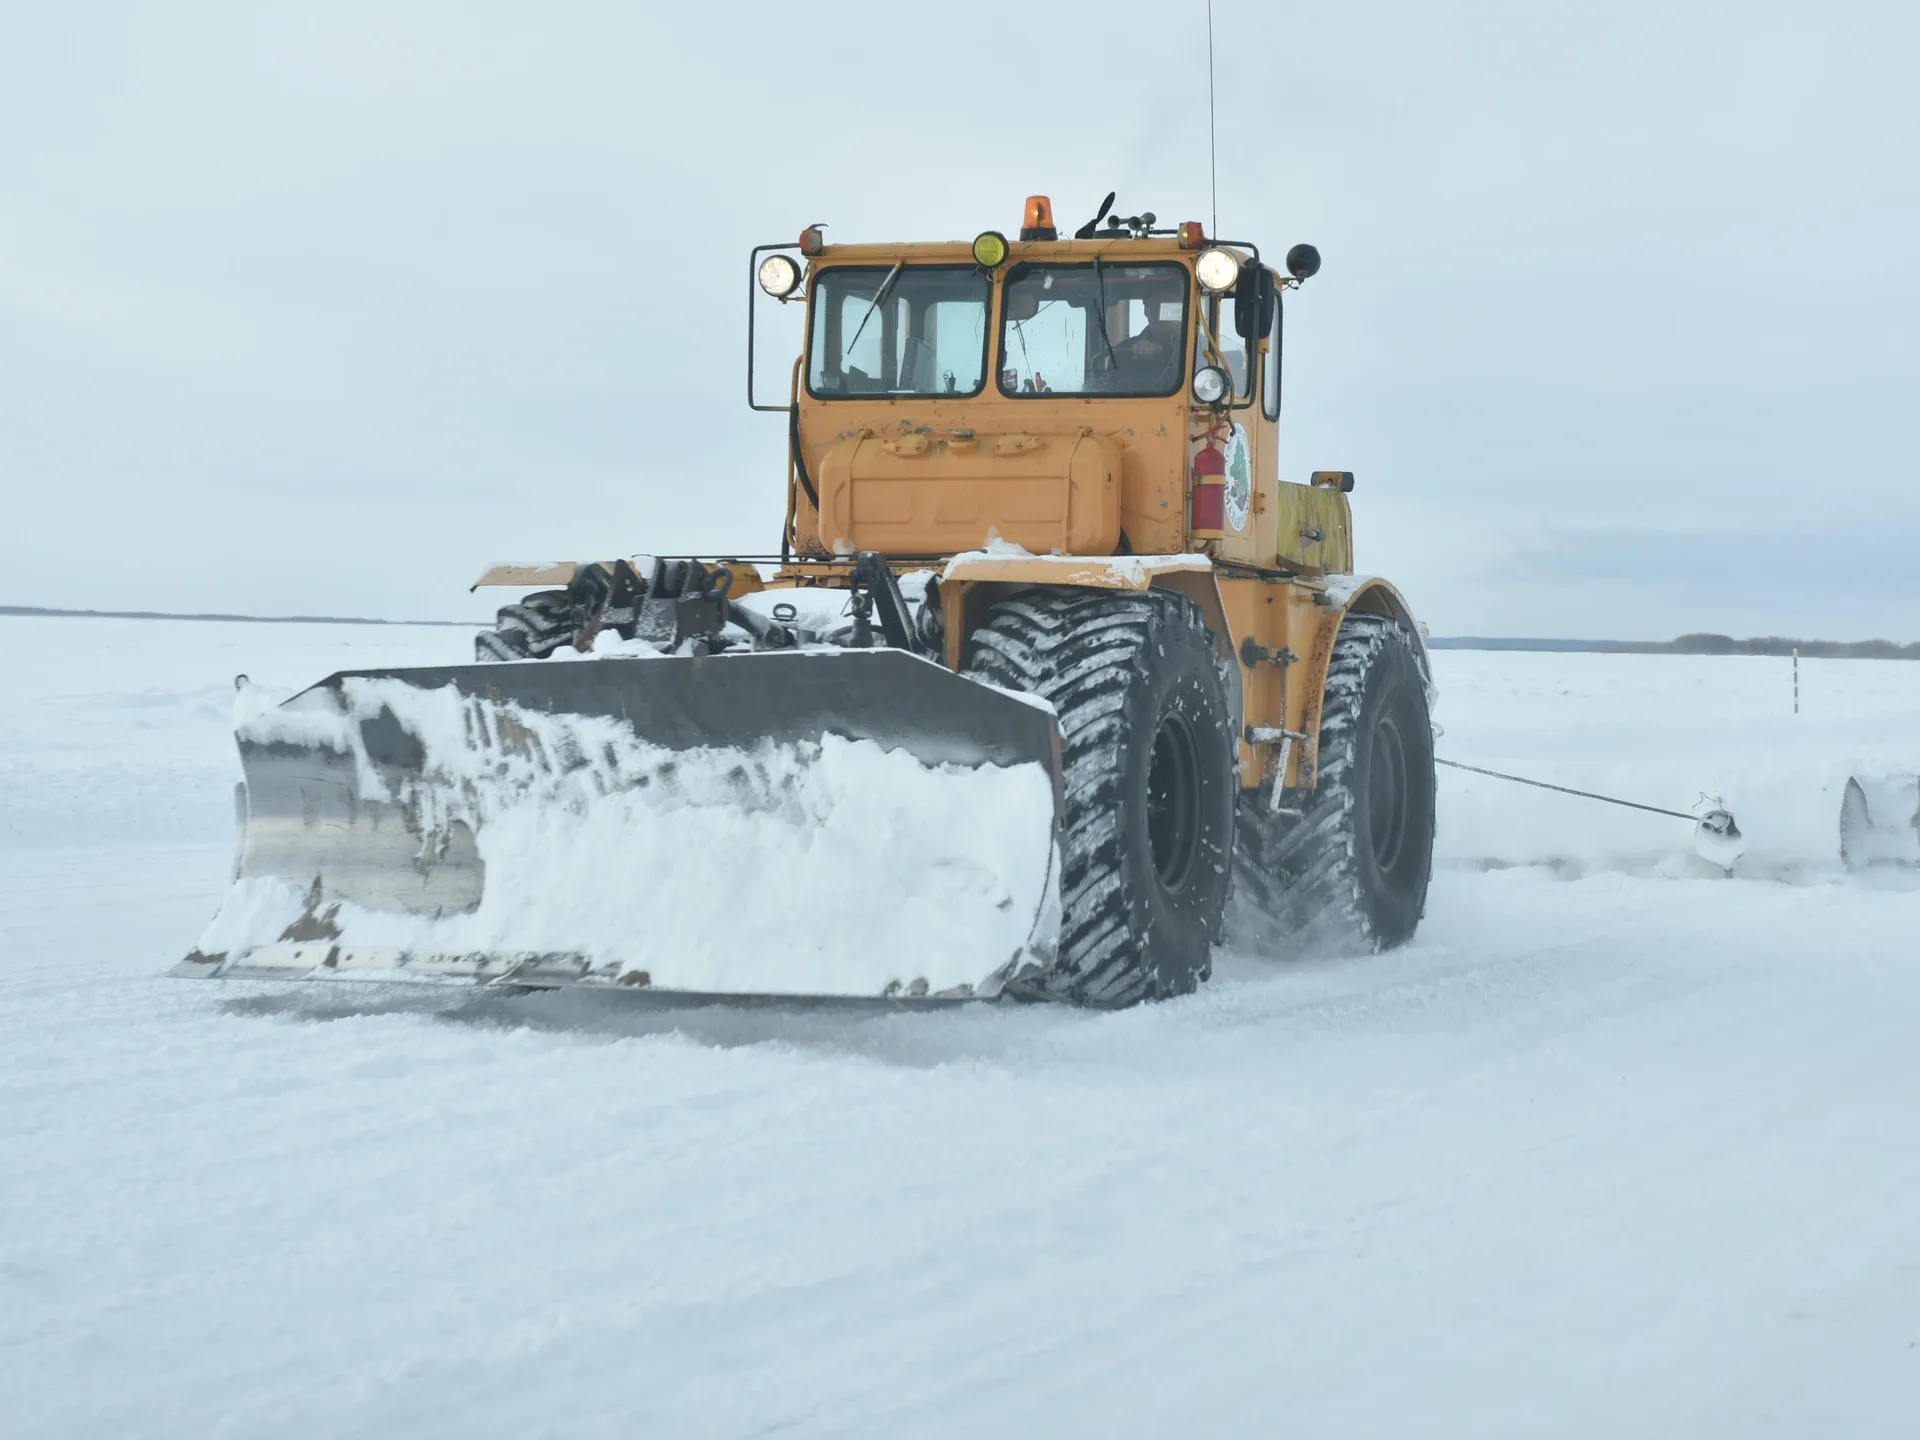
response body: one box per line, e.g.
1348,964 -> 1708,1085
1206,0 -> 1218,235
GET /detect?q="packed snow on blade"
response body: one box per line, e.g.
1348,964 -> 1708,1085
179,652 -> 1062,999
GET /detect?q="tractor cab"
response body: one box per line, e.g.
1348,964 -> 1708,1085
752,195 -> 1346,573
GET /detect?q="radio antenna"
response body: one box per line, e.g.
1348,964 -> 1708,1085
1206,0 -> 1218,234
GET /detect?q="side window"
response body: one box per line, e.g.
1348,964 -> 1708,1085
1261,292 -> 1282,420
1198,297 -> 1252,399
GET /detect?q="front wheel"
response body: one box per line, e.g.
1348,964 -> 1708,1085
475,589 -> 575,662
965,588 -> 1237,1005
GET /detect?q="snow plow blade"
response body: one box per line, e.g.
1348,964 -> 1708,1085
178,650 -> 1063,1000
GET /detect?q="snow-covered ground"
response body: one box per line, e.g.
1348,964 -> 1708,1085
3,615 -> 1917,1436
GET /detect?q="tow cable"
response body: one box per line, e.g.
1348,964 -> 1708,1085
1435,758 -> 1745,870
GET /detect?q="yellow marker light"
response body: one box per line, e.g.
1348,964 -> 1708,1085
972,230 -> 1010,268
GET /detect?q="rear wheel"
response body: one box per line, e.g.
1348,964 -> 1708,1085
475,590 -> 575,662
964,588 -> 1236,1005
1235,612 -> 1435,952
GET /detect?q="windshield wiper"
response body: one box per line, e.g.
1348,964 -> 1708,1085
1091,256 -> 1122,378
842,260 -> 904,371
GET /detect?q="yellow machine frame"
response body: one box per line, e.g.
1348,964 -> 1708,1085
478,206 -> 1423,796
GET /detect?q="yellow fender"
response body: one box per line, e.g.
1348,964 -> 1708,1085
936,552 -> 1234,673
1294,575 -> 1431,788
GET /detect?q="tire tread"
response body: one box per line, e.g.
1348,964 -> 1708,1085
965,588 -> 1228,1005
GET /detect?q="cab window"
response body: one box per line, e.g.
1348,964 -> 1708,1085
998,262 -> 1189,397
807,266 -> 991,398
1261,292 -> 1282,419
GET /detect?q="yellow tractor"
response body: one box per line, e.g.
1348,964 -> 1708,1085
182,193 -> 1435,1006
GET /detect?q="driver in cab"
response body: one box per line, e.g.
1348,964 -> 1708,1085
1093,305 -> 1182,393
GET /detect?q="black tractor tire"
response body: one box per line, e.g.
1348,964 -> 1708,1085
964,588 -> 1237,1005
1235,612 -> 1435,953
475,590 -> 576,662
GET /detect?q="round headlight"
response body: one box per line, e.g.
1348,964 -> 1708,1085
972,230 -> 1010,268
757,254 -> 801,298
1195,247 -> 1241,294
1192,365 -> 1229,405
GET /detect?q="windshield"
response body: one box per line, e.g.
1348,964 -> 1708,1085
807,266 -> 991,398
998,262 -> 1189,397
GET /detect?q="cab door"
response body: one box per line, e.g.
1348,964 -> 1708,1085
1204,271 -> 1281,566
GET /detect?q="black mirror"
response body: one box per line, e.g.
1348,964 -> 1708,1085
1285,243 -> 1321,281
1233,265 -> 1278,340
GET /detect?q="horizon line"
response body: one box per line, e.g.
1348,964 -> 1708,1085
4,605 -> 1915,656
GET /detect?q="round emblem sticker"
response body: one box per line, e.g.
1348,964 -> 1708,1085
1223,423 -> 1252,533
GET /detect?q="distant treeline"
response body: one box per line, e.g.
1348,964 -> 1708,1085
1667,634 -> 1920,660
1431,634 -> 1920,659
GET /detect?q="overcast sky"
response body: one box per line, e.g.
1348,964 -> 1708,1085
3,1 -> 1915,637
